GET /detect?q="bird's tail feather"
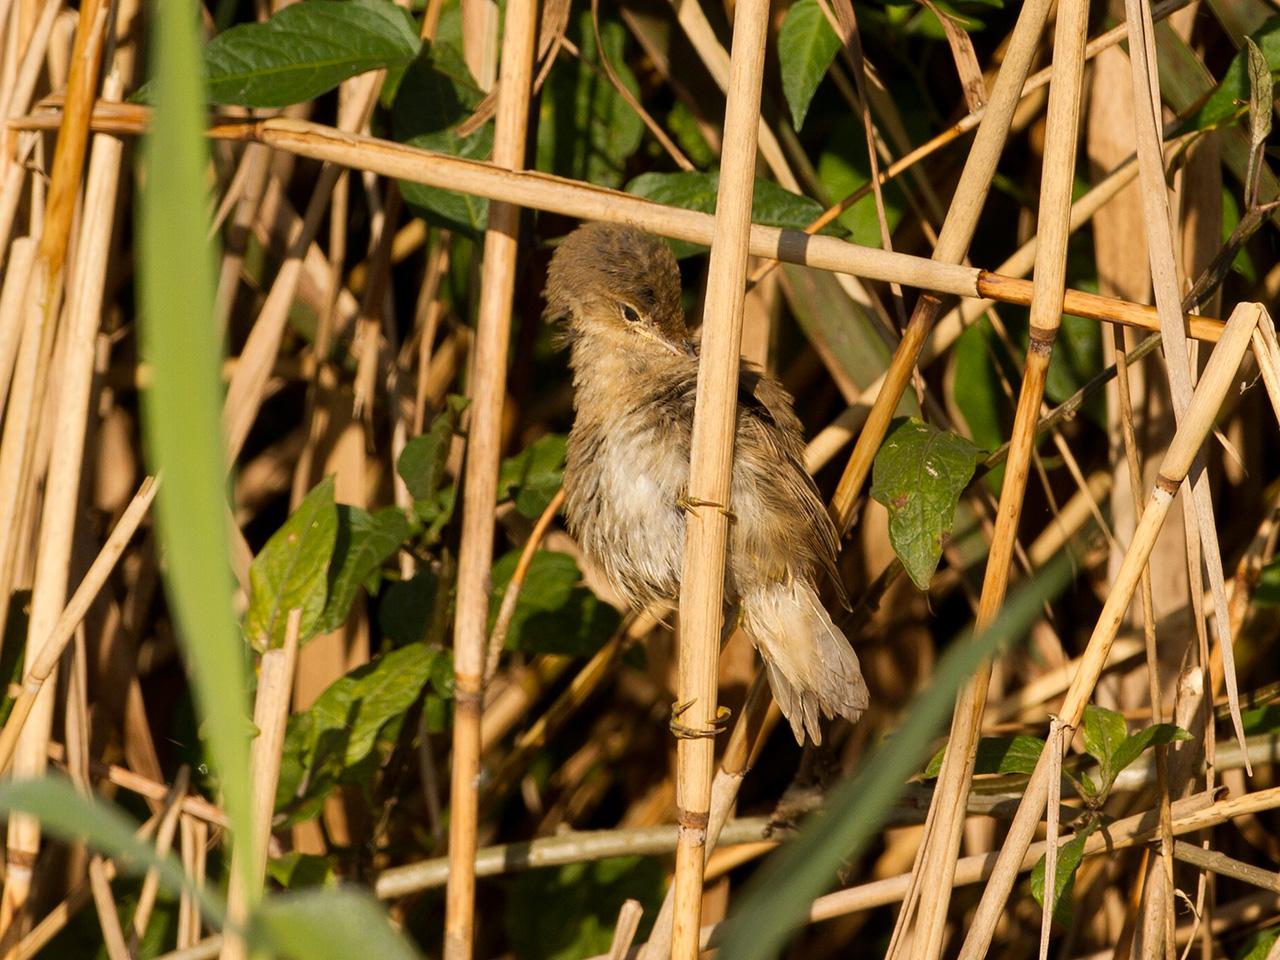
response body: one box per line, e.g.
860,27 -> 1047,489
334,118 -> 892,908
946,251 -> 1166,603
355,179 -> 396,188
740,578 -> 868,745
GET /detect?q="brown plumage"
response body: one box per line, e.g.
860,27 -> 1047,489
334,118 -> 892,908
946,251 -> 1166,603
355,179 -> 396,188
544,222 -> 868,744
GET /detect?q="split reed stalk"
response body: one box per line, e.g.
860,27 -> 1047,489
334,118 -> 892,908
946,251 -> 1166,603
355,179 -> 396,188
955,302 -> 1265,960
669,0 -> 770,951
220,609 -> 301,960
826,0 -> 1053,535
900,2 -> 1090,954
442,0 -> 537,955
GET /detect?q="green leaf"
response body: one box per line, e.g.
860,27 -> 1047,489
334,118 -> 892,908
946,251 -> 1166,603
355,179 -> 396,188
667,100 -> 716,169
922,735 -> 1046,779
1247,37 -> 1275,146
139,0 -> 254,885
202,0 -> 420,107
777,0 -> 841,129
1236,927 -> 1280,960
253,888 -> 421,960
316,506 -> 409,634
378,570 -> 442,646
717,551 -> 1075,960
1109,723 -> 1194,780
246,477 -> 339,652
276,644 -> 438,814
626,171 -> 838,258
1255,555 -> 1280,605
1030,827 -> 1092,928
397,395 -> 468,502
951,318 -> 1007,487
1082,703 -> 1128,789
391,36 -> 492,234
869,418 -> 979,590
1184,15 -> 1280,131
490,550 -> 621,657
814,127 -> 905,248
498,434 -> 567,519
536,12 -> 644,188
1242,702 -> 1280,734
504,857 -> 663,960
267,852 -> 339,890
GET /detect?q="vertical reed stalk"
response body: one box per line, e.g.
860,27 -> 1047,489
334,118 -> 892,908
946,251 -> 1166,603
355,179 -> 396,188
955,302 -> 1265,960
827,0 -> 1055,533
669,0 -> 770,952
898,1 -> 1091,954
442,0 -> 537,955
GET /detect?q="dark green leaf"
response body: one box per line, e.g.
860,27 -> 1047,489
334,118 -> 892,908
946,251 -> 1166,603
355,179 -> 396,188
1257,555 -> 1280,605
1082,703 -> 1127,789
870,418 -> 979,590
316,506 -> 409,634
777,0 -> 841,129
378,570 -> 442,646
815,126 -> 905,248
254,888 -> 421,960
626,171 -> 838,258
1184,16 -> 1280,131
498,434 -> 567,519
398,395 -> 468,501
268,852 -> 339,890
1242,703 -> 1280,734
922,735 -> 1046,779
536,12 -> 644,188
1236,927 -> 1280,960
1109,723 -> 1194,780
203,0 -> 420,107
490,550 -> 621,656
1031,827 -> 1092,928
505,857 -> 663,960
246,477 -> 339,651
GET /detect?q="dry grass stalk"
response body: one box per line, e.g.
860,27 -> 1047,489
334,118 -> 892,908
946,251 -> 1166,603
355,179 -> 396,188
130,765 -> 192,952
178,814 -> 209,948
443,0 -> 537,955
0,236 -> 35,420
668,0 -> 770,950
606,900 -> 644,960
220,608 -> 302,960
956,302 -> 1265,960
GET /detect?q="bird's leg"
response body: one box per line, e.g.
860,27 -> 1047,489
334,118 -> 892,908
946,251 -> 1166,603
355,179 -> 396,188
676,493 -> 737,524
669,698 -> 733,739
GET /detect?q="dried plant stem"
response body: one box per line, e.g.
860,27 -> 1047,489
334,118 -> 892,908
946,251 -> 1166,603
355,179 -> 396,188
900,3 -> 1090,953
220,609 -> 301,960
956,302 -> 1264,960
443,0 -> 537,955
826,0 -> 1053,535
607,901 -> 644,960
130,766 -> 191,952
669,0 -> 769,950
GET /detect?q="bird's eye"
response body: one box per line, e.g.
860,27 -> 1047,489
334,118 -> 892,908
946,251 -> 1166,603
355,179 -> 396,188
620,303 -> 642,324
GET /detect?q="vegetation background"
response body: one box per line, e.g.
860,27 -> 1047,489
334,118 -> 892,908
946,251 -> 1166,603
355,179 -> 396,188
0,0 -> 1276,956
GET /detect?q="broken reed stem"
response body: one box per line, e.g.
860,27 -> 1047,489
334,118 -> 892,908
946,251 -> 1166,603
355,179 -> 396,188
904,3 -> 1090,953
219,609 -> 301,960
826,0 -> 1055,536
443,0 -> 536,956
668,0 -> 769,951
0,475 -> 158,774
956,302 -> 1264,960
130,766 -> 191,952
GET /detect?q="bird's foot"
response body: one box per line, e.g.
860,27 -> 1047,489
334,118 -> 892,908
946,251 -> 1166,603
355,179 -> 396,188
669,699 -> 732,739
676,494 -> 737,524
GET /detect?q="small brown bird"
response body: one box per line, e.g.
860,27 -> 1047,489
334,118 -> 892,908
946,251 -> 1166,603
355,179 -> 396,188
544,222 -> 868,744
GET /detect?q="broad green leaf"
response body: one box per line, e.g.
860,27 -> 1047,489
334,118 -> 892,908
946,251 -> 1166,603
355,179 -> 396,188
397,395 -> 468,503
315,506 -> 409,634
253,888 -> 421,960
626,171 -> 838,258
490,550 -> 621,657
1045,311 -> 1102,410
1109,723 -> 1194,780
1237,928 -> 1280,960
246,477 -> 338,652
1256,555 -> 1280,604
1082,703 -> 1128,789
0,777 -> 224,923
498,434 -> 567,519
815,128 -> 906,248
717,551 -> 1075,960
1242,702 -> 1280,734
267,853 -> 339,890
378,569 -> 443,646
870,418 -> 979,590
667,100 -> 717,169
922,735 -> 1046,779
1183,16 -> 1280,131
1030,827 -> 1092,927
951,319 -> 1007,487
777,0 -> 841,129
505,857 -> 663,960
537,12 -> 644,188
203,0 -> 420,107
139,0 -> 254,885
391,37 -> 492,233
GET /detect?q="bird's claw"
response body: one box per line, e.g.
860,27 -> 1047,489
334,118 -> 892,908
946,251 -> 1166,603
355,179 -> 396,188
669,699 -> 732,739
676,494 -> 737,524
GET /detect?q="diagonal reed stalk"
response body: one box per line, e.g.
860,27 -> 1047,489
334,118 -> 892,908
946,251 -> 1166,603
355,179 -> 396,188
894,1 -> 1091,953
955,302 -> 1268,960
668,0 -> 770,951
442,0 -> 537,956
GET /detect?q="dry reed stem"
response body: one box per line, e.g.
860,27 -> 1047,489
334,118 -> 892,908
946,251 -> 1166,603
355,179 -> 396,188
443,0 -> 537,954
669,0 -> 769,950
0,235 -> 35,418
606,901 -> 644,960
156,938 -> 223,960
178,814 -> 209,948
86,856 -> 129,960
956,302 -> 1265,960
220,609 -> 301,960
826,0 -> 1054,536
903,3 -> 1090,952
130,766 -> 191,952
